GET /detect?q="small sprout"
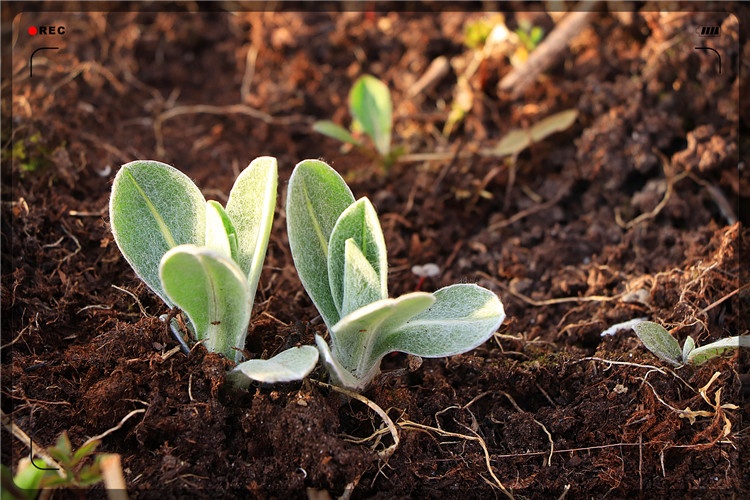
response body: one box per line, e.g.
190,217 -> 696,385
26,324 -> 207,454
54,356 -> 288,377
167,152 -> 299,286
411,263 -> 441,278
286,159 -> 506,391
313,75 -> 402,168
463,15 -> 508,50
110,157 -> 317,382
488,109 -> 578,158
630,320 -> 749,366
411,263 -> 441,291
1,432 -> 113,498
512,19 -> 545,65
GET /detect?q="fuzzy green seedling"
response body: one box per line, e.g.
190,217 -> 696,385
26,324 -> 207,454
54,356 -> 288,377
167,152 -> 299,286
631,320 -> 749,366
313,75 -> 401,167
110,157 -> 317,381
286,159 -> 506,391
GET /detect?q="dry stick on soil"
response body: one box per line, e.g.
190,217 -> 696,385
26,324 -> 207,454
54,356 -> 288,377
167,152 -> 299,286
398,419 -> 514,500
111,284 -> 148,317
487,188 -> 569,231
498,4 -> 599,97
496,391 -> 555,467
578,357 -> 695,392
615,149 -> 689,229
0,409 -> 66,478
81,409 -> 146,448
240,45 -> 259,103
310,380 -> 400,460
99,454 -> 128,500
153,104 -> 313,156
699,282 -> 750,315
478,272 -> 624,306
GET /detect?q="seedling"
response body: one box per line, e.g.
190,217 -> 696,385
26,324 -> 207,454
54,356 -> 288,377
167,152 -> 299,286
110,157 -> 317,382
513,19 -> 545,60
286,159 -> 506,391
1,432 -> 108,500
313,75 -> 402,167
487,109 -> 578,158
631,320 -> 749,366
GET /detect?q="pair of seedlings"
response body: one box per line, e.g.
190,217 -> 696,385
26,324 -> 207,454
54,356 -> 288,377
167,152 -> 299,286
110,157 -> 506,391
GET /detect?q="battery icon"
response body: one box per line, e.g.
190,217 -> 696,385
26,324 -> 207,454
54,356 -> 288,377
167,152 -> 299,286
697,26 -> 720,37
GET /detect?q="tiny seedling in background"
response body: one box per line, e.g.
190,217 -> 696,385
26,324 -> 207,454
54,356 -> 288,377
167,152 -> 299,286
286,159 -> 506,391
487,109 -> 578,158
313,75 -> 402,168
1,432 -> 110,500
631,320 -> 749,366
109,157 -> 317,382
513,19 -> 545,64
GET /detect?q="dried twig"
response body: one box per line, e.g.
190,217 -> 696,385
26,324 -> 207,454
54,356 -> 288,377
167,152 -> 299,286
311,380 -> 400,460
82,409 -> 146,448
0,409 -> 66,477
99,454 -> 128,500
399,419 -> 514,499
153,104 -> 312,156
499,4 -> 599,97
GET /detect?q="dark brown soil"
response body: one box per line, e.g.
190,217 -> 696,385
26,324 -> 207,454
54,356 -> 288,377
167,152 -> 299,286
2,2 -> 748,498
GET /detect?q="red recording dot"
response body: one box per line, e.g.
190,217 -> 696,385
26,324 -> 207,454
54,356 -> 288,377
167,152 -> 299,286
28,26 -> 37,36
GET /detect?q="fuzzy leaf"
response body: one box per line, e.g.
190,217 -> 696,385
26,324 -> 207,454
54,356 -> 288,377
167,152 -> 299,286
286,160 -> 355,328
686,336 -> 750,366
225,156 -> 277,298
231,346 -> 319,385
316,334 -> 365,390
632,321 -> 683,366
328,292 -> 435,383
350,75 -> 393,157
313,120 -> 362,146
328,198 -> 388,316
110,160 -> 206,306
371,284 -> 505,362
205,200 -> 237,260
341,239 -> 384,318
159,245 -> 251,362
682,335 -> 695,363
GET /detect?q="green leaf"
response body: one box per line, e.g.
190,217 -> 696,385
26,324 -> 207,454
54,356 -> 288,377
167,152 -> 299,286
328,198 -> 388,316
225,156 -> 278,298
313,120 -> 362,146
315,334 -> 364,390
76,463 -> 103,486
230,346 -> 319,385
328,292 -> 435,384
681,335 -> 695,363
341,239 -> 384,317
205,200 -> 236,260
48,432 -> 72,465
286,160 -> 355,328
371,284 -> 505,362
529,109 -> 578,143
159,245 -> 252,362
686,336 -> 750,366
71,439 -> 99,464
631,321 -> 682,366
489,109 -> 578,158
3,459 -> 47,498
110,160 -> 206,307
349,75 -> 393,157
